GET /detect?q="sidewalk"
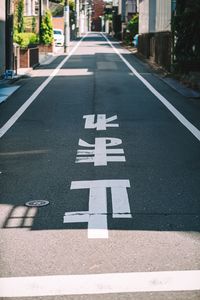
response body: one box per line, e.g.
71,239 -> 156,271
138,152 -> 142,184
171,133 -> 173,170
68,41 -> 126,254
123,43 -> 200,99
0,46 -> 64,104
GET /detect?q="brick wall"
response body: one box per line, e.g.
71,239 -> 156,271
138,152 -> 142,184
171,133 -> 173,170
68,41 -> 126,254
20,47 -> 39,68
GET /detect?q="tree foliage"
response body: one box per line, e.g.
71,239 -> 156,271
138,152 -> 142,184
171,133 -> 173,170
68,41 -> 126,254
14,32 -> 38,48
127,14 -> 139,37
16,0 -> 25,33
124,14 -> 138,45
50,0 -> 75,17
40,10 -> 54,45
172,0 -> 200,71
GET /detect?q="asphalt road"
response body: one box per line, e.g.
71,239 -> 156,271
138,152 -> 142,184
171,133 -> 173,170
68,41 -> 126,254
0,33 -> 200,299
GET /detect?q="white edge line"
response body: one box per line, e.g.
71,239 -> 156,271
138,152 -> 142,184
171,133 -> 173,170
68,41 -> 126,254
0,270 -> 200,297
0,34 -> 88,139
101,33 -> 200,142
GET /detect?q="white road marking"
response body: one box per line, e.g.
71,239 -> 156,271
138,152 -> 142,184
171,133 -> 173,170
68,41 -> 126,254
64,180 -> 131,238
76,137 -> 125,166
0,270 -> 200,297
83,114 -> 119,130
0,35 -> 87,139
101,33 -> 200,142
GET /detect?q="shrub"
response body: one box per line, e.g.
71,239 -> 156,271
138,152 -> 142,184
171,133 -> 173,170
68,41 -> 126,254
127,14 -> 139,43
14,32 -> 39,48
40,10 -> 54,45
32,16 -> 37,33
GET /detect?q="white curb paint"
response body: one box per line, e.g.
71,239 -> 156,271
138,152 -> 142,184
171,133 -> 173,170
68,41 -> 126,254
0,270 -> 200,297
0,35 -> 88,139
101,33 -> 200,142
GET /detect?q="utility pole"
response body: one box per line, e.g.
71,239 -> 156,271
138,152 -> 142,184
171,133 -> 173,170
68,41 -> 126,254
64,0 -> 70,53
39,0 -> 42,43
75,0 -> 80,37
5,0 -> 13,73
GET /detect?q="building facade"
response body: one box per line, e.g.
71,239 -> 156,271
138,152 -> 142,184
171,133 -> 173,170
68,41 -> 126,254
24,0 -> 49,16
91,0 -> 105,31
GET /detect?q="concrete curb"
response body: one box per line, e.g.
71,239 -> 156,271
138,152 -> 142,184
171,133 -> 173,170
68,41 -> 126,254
122,43 -> 200,99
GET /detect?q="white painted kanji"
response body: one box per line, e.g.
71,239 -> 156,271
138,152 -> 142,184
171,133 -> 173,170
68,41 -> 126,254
63,180 -> 132,239
75,137 -> 126,166
83,114 -> 119,131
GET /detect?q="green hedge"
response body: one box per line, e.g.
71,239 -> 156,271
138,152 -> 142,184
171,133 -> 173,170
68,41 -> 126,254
14,32 -> 39,48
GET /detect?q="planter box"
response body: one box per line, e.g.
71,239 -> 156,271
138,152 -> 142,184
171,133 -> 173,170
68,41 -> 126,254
38,44 -> 54,54
20,46 -> 39,68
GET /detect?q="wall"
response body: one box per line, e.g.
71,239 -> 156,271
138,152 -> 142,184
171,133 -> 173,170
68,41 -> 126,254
138,0 -> 172,72
0,1 -> 6,75
139,0 -> 171,34
52,17 -> 64,30
156,0 -> 171,32
139,0 -> 150,33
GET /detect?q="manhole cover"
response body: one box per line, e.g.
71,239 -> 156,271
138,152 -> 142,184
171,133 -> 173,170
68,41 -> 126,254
25,200 -> 49,207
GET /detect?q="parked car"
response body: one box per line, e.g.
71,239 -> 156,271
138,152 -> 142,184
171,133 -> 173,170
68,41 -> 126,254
53,29 -> 64,46
133,34 -> 139,47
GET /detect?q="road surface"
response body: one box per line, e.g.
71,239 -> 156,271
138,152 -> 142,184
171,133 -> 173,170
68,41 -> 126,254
0,32 -> 200,299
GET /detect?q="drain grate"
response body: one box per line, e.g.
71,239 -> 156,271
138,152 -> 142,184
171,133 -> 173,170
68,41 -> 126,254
25,200 -> 49,207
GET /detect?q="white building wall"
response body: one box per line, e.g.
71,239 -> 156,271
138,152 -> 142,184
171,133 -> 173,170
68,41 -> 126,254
156,0 -> 171,32
139,0 -> 171,34
138,0 -> 150,33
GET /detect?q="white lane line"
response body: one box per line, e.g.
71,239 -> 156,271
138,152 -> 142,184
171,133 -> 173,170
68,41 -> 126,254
0,35 -> 87,139
0,270 -> 200,297
101,33 -> 200,142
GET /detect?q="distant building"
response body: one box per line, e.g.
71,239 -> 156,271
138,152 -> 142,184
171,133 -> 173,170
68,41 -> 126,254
24,0 -> 49,16
91,0 -> 105,31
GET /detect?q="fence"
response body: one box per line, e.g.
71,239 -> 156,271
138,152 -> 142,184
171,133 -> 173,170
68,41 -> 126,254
138,31 -> 172,72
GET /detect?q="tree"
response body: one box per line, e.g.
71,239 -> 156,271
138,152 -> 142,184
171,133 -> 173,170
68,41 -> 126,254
172,0 -> 200,72
16,0 -> 25,33
40,10 -> 54,45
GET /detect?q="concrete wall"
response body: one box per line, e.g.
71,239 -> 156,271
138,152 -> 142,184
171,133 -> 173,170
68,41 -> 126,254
139,0 -> 150,34
0,1 -> 6,75
139,0 -> 171,34
156,0 -> 171,32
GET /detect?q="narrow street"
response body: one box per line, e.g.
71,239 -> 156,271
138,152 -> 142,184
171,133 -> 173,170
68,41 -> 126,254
0,32 -> 200,299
